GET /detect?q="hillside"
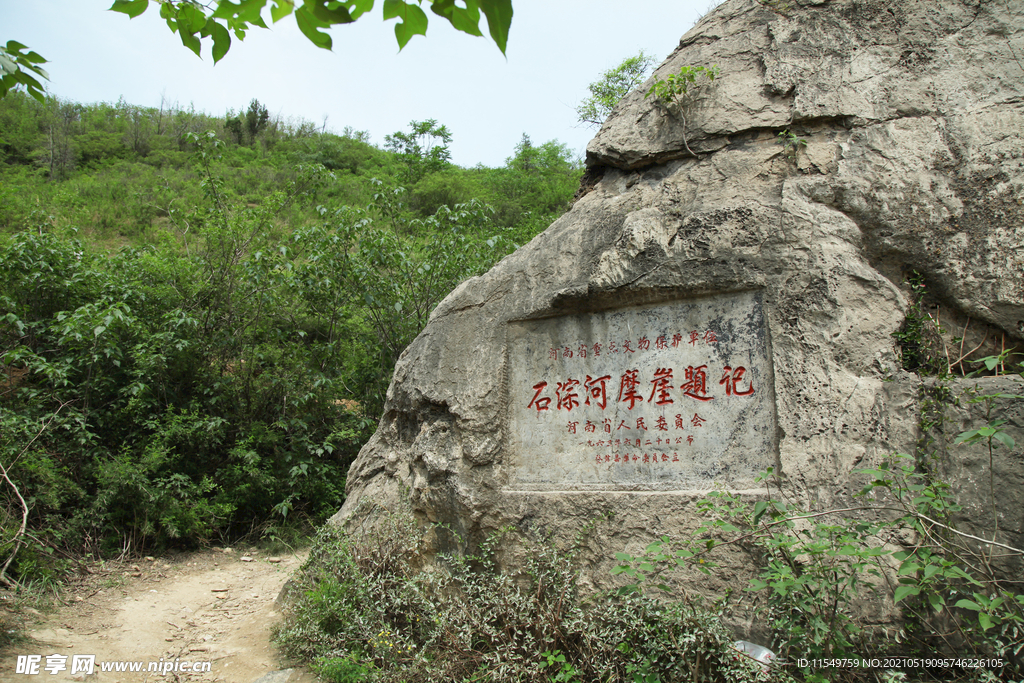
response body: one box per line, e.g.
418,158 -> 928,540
0,91 -> 582,583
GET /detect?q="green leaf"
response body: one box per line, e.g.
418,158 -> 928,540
15,72 -> 44,92
349,0 -> 374,20
894,584 -> 920,603
179,4 -> 208,33
208,20 -> 232,63
0,54 -> 16,76
271,0 -> 294,21
945,566 -> 982,584
110,0 -> 149,19
993,431 -> 1015,450
753,500 -> 768,524
430,0 -> 482,35
978,612 -> 994,631
22,50 -> 47,65
309,0 -> 355,24
955,429 -> 981,444
295,6 -> 333,49
179,29 -> 202,57
215,0 -> 268,24
955,599 -> 982,611
614,552 -> 632,562
382,0 -> 405,20
478,0 -> 512,54
392,3 -> 429,49
897,562 -> 921,576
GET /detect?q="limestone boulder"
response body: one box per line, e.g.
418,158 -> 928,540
335,0 -> 1024,601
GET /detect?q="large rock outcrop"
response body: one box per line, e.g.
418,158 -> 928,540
335,0 -> 1024,600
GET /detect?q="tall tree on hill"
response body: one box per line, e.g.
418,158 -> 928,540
244,99 -> 270,146
46,99 -> 81,180
576,50 -> 658,128
223,99 -> 269,146
384,119 -> 452,184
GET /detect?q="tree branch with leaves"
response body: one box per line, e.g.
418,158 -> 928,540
0,41 -> 49,103
575,50 -> 657,128
109,0 -> 513,60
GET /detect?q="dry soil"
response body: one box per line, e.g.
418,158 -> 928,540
0,548 -> 319,683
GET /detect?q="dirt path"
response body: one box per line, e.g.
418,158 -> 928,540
0,548 -> 319,683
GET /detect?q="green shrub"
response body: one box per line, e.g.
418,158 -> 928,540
276,509 -> 783,683
615,455 -> 1024,681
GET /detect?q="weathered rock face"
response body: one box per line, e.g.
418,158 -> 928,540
335,0 -> 1024,600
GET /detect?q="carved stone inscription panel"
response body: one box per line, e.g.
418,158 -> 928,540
505,291 -> 776,491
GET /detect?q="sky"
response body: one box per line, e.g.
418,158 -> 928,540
4,1 -> 716,167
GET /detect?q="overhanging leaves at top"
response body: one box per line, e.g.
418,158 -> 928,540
0,41 -> 50,102
109,0 -> 513,60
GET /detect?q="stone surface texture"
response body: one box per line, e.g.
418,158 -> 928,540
335,0 -> 1024,600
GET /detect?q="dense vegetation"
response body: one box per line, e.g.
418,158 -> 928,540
0,91 -> 582,582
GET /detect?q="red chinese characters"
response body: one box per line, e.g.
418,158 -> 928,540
617,369 -> 644,409
680,365 -> 713,402
528,382 -> 551,412
541,329 -> 719,363
648,367 -> 675,405
720,365 -> 754,396
556,379 -> 581,411
531,362 -> 751,417
584,374 -> 611,410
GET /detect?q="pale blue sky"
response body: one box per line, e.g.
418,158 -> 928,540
4,1 -> 713,166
